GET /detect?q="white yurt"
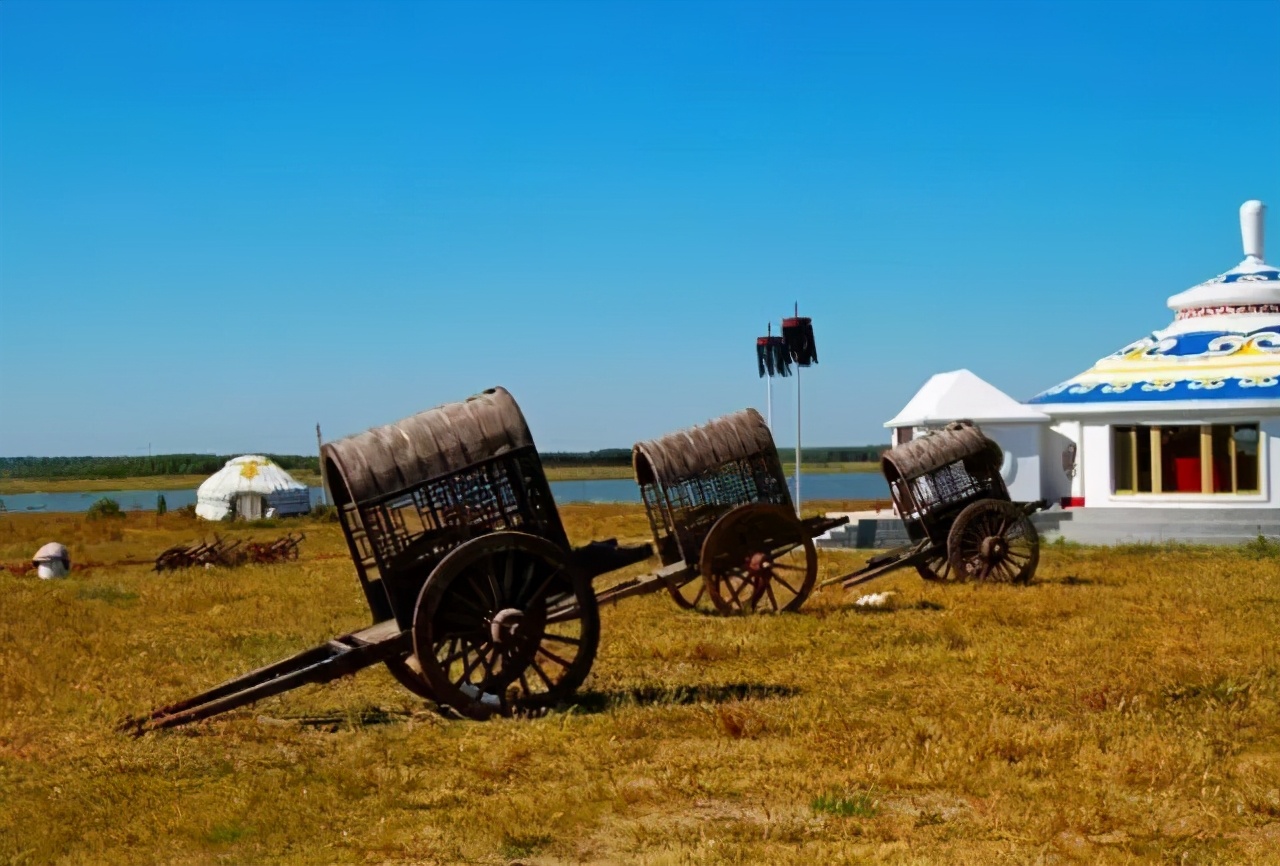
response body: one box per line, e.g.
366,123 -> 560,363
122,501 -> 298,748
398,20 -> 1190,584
195,456 -> 311,521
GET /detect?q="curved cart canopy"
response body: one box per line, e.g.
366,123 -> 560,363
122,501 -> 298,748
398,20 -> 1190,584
633,408 -> 791,567
881,420 -> 1003,485
880,420 -> 1009,545
322,387 -> 534,507
633,408 -> 778,488
321,387 -> 566,628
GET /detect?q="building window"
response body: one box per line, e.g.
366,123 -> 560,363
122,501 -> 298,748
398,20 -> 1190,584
1112,423 -> 1261,494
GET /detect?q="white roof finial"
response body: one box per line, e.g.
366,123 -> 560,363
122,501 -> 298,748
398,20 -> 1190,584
1241,199 -> 1265,261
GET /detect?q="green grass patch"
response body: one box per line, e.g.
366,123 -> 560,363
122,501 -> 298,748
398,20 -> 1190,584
75,585 -> 139,604
811,788 -> 880,818
498,832 -> 553,859
203,822 -> 253,845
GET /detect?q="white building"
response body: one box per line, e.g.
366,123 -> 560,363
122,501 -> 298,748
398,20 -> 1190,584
1028,200 -> 1279,511
885,369 -> 1049,504
195,455 -> 311,521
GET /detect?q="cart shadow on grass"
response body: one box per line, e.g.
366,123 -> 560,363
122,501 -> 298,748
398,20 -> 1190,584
239,683 -> 800,733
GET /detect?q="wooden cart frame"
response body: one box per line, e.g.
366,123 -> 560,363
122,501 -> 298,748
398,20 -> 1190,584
833,420 -> 1046,590
622,408 -> 846,615
124,393 -> 846,731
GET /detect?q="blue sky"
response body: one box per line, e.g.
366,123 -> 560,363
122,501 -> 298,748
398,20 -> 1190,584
1,0 -> 1277,456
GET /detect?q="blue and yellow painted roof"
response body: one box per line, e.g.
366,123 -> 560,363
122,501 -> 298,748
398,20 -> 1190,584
1029,201 -> 1280,408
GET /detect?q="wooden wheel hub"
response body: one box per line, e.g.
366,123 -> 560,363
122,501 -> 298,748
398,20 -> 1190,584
979,537 -> 1006,561
413,533 -> 600,720
489,608 -> 527,645
946,499 -> 1041,584
698,503 -> 818,615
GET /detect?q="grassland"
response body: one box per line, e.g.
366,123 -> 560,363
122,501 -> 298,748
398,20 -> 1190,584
2,507 -> 1279,864
0,463 -> 878,495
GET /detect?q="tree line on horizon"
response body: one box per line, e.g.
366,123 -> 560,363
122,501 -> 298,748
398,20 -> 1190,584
0,445 -> 890,480
0,455 -> 318,479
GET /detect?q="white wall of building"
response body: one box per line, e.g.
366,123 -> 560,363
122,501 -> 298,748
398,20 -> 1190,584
1081,423 -> 1113,507
1041,420 -> 1081,505
982,423 -> 1043,503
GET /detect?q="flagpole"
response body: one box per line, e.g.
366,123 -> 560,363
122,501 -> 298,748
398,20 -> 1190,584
316,423 -> 327,506
766,323 -> 774,431
766,371 -> 773,432
795,370 -> 802,515
794,305 -> 802,517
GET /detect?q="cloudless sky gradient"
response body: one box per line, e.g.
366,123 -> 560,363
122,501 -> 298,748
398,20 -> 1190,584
1,0 -> 1278,456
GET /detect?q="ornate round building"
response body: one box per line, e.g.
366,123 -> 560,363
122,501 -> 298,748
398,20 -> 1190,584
1028,200 -> 1278,514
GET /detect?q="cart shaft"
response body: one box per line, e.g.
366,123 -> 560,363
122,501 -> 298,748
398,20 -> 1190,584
821,540 -> 932,589
122,619 -> 410,734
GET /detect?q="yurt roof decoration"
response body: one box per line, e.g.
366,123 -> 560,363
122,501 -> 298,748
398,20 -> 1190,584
1029,201 -> 1280,407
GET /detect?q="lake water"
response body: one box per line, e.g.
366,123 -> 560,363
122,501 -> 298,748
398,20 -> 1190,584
0,473 -> 889,514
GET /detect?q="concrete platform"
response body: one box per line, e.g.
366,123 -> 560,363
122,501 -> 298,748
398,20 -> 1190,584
816,506 -> 1280,549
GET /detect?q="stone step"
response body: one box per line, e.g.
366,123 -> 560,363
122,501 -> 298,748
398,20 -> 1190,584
1057,507 -> 1278,525
1049,529 -> 1277,546
817,508 -> 1280,549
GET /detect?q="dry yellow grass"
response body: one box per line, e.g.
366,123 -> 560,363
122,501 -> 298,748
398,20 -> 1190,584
1,507 -> 1278,865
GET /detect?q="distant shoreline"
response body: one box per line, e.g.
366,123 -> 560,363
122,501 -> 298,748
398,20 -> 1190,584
0,461 -> 880,495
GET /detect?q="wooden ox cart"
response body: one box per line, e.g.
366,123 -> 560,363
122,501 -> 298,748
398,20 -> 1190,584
832,420 -> 1046,590
123,391 -> 846,730
608,407 -> 847,615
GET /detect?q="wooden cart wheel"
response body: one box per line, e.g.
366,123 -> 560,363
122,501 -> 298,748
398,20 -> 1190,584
946,500 -> 1039,584
384,656 -> 435,701
413,532 -> 599,720
700,503 -> 817,615
915,550 -> 958,583
665,574 -> 715,612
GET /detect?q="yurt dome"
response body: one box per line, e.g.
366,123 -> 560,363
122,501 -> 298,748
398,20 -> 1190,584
195,455 -> 311,521
1029,200 -> 1280,411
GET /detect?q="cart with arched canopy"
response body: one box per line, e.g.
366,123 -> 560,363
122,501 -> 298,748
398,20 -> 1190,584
625,408 -> 845,615
831,420 -> 1046,589
125,388 -> 655,726
123,392 -> 847,731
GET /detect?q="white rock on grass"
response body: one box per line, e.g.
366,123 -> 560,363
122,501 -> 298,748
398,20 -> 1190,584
854,591 -> 896,609
33,542 -> 70,579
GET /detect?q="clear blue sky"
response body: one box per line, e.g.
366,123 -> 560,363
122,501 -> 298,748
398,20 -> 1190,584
1,0 -> 1277,456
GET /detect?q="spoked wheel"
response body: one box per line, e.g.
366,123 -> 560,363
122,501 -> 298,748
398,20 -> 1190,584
700,504 -> 818,615
413,533 -> 599,720
946,500 -> 1040,584
665,574 -> 715,612
384,656 -> 435,701
915,549 -> 958,582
